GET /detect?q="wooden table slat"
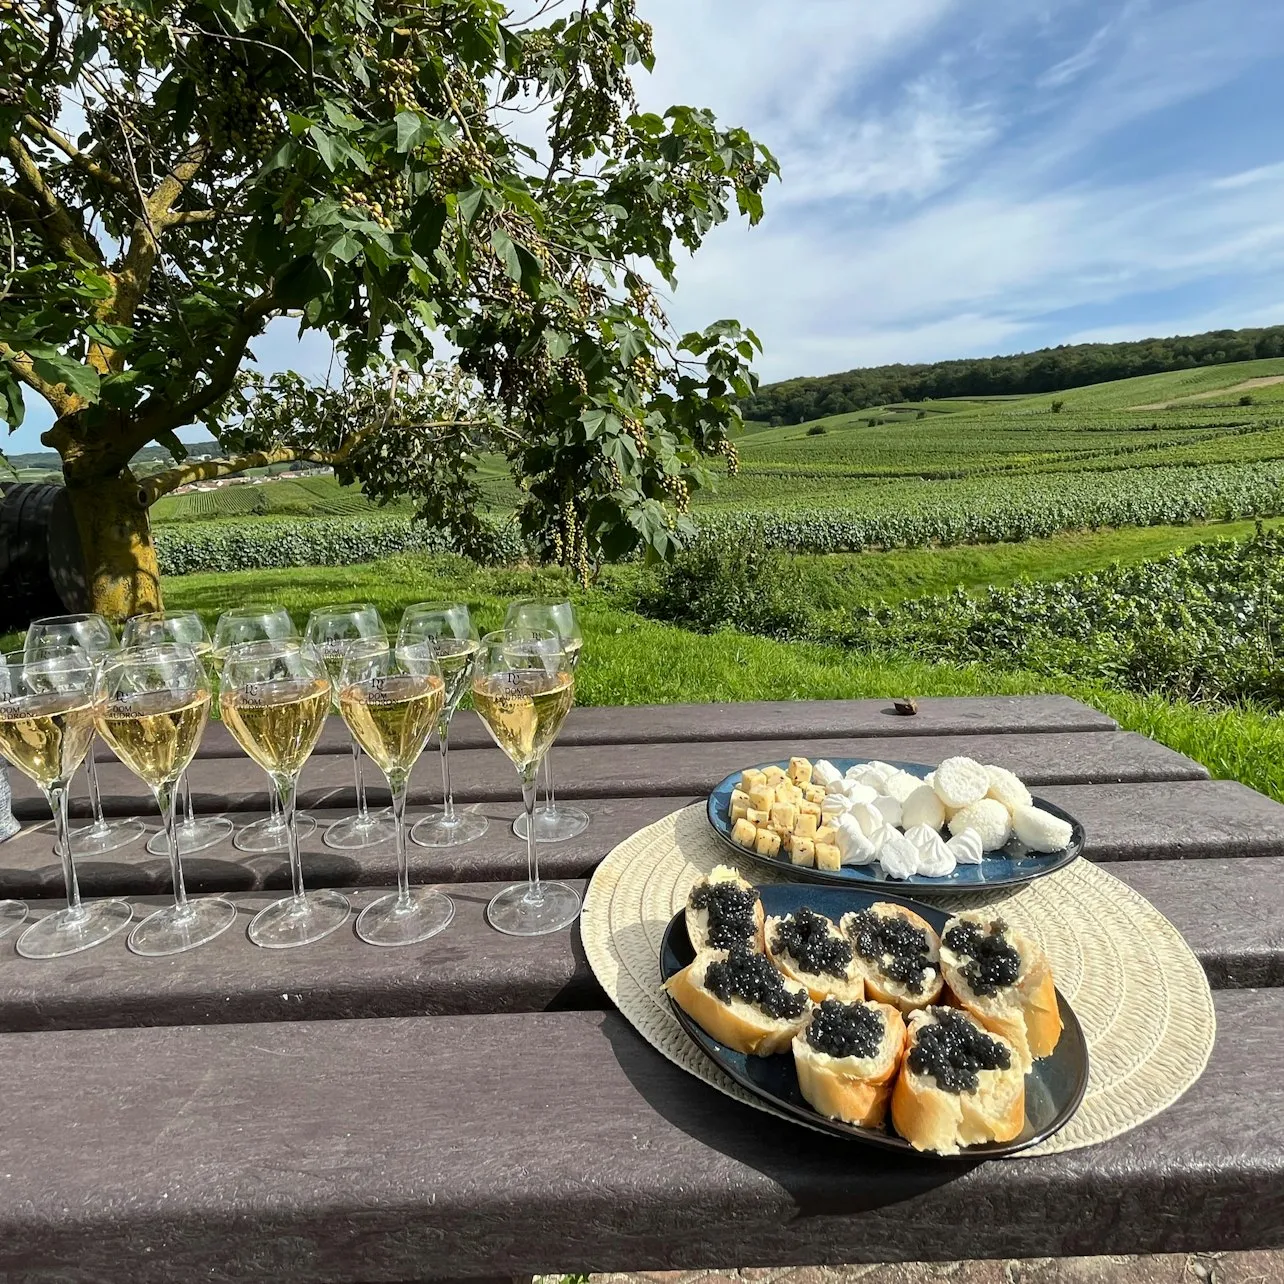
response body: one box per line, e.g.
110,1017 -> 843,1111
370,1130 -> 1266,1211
0,993 -> 1277,1280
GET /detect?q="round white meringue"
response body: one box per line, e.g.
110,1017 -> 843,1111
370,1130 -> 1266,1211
948,798 -> 1013,850
871,793 -> 903,829
901,783 -> 946,831
848,801 -> 884,838
1011,804 -> 1073,853
876,829 -> 920,879
843,781 -> 878,806
883,771 -> 924,804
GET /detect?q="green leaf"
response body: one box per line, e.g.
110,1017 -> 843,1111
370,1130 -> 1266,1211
273,256 -> 332,308
308,125 -> 340,171
31,354 -> 99,403
457,186 -> 491,226
85,321 -> 132,349
490,227 -> 522,282
395,110 -> 432,153
156,429 -> 188,462
0,367 -> 24,430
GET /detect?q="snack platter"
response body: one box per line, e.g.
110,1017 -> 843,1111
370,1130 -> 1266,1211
661,872 -> 1089,1157
707,756 -> 1084,891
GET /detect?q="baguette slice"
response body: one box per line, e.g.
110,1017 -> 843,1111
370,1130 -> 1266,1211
792,998 -> 906,1127
939,912 -> 1061,1069
685,865 -> 765,954
664,948 -> 811,1055
765,908 -> 865,1003
891,1006 -> 1025,1154
839,902 -> 944,1011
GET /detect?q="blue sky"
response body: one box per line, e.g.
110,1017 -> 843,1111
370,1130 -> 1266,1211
11,0 -> 1284,452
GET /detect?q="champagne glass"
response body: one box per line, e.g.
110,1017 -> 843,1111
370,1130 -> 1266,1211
503,599 -> 588,843
338,638 -> 453,945
304,604 -> 396,850
96,644 -> 237,956
399,602 -> 488,848
122,611 -> 235,856
25,614 -> 146,855
212,607 -> 318,853
473,628 -> 581,936
0,647 -> 133,958
220,638 -> 349,948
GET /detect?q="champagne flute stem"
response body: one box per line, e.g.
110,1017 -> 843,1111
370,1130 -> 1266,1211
391,778 -> 411,907
438,722 -> 456,823
521,765 -> 541,899
352,740 -> 369,821
48,782 -> 84,916
544,752 -> 557,811
156,780 -> 188,911
85,749 -> 107,830
182,772 -> 195,829
276,774 -> 305,902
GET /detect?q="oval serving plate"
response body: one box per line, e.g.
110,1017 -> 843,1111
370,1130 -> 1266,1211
661,882 -> 1089,1158
707,758 -> 1084,892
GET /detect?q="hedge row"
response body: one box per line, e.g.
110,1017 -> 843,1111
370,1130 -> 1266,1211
155,514 -> 526,576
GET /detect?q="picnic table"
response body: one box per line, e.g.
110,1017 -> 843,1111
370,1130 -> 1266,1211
1,695 -> 1282,1281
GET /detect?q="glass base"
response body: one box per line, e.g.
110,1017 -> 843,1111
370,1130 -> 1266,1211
411,807 -> 489,848
323,811 -> 397,850
356,887 -> 455,947
128,896 -> 239,957
16,898 -> 133,959
66,816 -> 147,856
248,888 -> 350,949
513,803 -> 590,844
146,815 -> 235,857
0,900 -> 28,940
486,880 -> 581,937
233,811 -> 318,853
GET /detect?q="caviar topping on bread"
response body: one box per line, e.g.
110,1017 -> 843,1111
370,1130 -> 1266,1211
839,902 -> 944,1011
663,948 -> 810,1055
792,998 -> 907,1127
939,913 -> 1062,1069
686,865 -> 765,954
890,1006 -> 1025,1154
764,907 -> 865,1003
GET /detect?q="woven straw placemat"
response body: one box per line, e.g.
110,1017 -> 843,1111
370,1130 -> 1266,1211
581,803 -> 1215,1157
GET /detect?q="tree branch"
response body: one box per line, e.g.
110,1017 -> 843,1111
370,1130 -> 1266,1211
21,115 -> 128,193
164,208 -> 220,226
1,134 -> 103,264
138,447 -> 336,505
0,341 -> 74,416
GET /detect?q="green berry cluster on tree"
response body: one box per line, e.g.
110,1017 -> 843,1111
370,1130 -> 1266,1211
0,0 -> 777,615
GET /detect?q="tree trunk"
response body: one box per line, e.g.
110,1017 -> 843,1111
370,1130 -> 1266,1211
64,470 -> 162,621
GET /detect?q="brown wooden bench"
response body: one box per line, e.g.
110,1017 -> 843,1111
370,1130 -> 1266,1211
1,695 -> 1280,1281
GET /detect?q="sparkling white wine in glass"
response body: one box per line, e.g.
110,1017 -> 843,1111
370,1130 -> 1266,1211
471,669 -> 575,773
220,676 -> 331,778
96,690 -> 209,789
339,673 -> 444,778
0,692 -> 97,790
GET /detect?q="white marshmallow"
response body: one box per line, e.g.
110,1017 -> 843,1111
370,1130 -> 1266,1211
848,801 -> 884,838
811,759 -> 844,791
901,783 -> 946,831
932,756 -> 991,809
948,798 -> 1013,851
945,828 -> 985,865
835,813 -> 879,865
903,824 -> 956,878
876,829 -> 920,879
883,771 -> 924,804
1011,804 -> 1074,853
871,793 -> 903,829
986,764 -> 1032,813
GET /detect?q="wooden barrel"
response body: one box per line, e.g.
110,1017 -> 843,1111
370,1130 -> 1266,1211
0,482 -> 91,628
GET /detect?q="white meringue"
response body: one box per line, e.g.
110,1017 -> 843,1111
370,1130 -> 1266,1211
876,829 -> 920,879
811,758 -> 844,791
948,798 -> 1013,850
903,824 -> 956,877
871,793 -> 903,829
835,813 -> 879,865
843,781 -> 878,806
945,828 -> 985,865
883,771 -> 924,804
985,764 -> 1032,813
820,793 -> 849,822
901,783 -> 946,831
932,756 -> 991,809
848,801 -> 884,838
1011,804 -> 1073,853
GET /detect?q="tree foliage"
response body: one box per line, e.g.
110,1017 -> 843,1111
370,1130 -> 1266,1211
0,0 -> 777,604
745,325 -> 1284,425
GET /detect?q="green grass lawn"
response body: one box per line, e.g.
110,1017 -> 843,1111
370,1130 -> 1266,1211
160,552 -> 1284,804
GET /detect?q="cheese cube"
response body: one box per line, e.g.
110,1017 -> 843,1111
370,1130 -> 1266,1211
740,768 -> 767,793
730,817 -> 757,847
774,780 -> 801,804
793,811 -> 819,839
730,788 -> 750,810
754,827 -> 782,858
748,787 -> 774,814
763,765 -> 786,784
803,783 -> 826,804
798,800 -> 822,820
730,800 -> 750,824
788,757 -> 813,786
815,824 -> 838,848
815,842 -> 841,871
746,808 -> 769,827
770,801 -> 798,833
789,837 -> 816,867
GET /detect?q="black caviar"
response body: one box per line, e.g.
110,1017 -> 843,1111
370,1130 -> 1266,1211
689,880 -> 760,951
806,998 -> 884,1060
771,908 -> 853,978
943,919 -> 1021,997
704,949 -> 807,1021
907,1007 -> 1011,1094
845,909 -> 931,992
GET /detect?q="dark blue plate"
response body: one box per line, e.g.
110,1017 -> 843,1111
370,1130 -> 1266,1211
661,882 -> 1089,1157
707,758 -> 1083,893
